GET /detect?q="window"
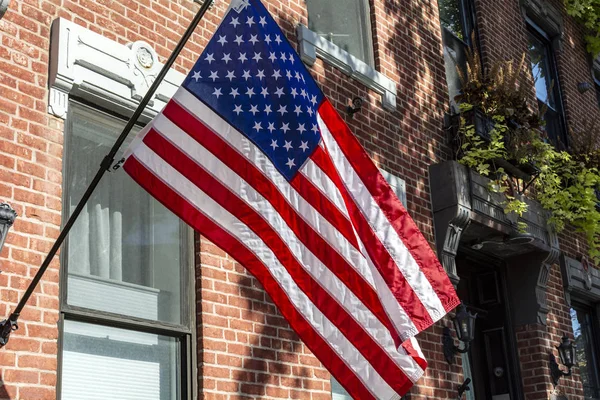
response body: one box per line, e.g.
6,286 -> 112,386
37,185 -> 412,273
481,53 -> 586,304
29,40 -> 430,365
437,0 -> 475,108
593,69 -> 600,108
59,102 -> 194,399
306,0 -> 374,66
527,25 -> 567,147
570,304 -> 600,400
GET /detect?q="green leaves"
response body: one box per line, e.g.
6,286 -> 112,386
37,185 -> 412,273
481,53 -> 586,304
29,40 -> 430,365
565,0 -> 600,57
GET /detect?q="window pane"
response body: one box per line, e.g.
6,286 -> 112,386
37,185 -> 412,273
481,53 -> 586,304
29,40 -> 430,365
570,307 -> 600,400
528,32 -> 555,108
331,377 -> 351,400
61,320 -> 179,400
64,103 -> 187,326
307,0 -> 373,65
439,0 -> 465,41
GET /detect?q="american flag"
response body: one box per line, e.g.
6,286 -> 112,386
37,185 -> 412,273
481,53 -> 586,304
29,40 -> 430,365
123,0 -> 459,398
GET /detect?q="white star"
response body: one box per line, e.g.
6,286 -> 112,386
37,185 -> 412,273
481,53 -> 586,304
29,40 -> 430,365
205,53 -> 215,64
259,16 -> 267,27
222,53 -> 232,63
264,105 -> 272,115
252,52 -> 262,62
253,121 -> 262,131
249,34 -> 259,45
295,71 -> 301,81
269,52 -> 277,62
275,35 -> 282,45
265,35 -> 272,44
310,95 -> 318,106
238,52 -> 248,63
301,75 -> 305,83
289,54 -> 294,64
249,104 -> 259,115
226,70 -> 236,81
246,16 -> 255,26
311,124 -> 319,134
307,107 -> 314,116
286,70 -> 293,80
290,88 -> 298,98
256,69 -> 265,80
192,70 -> 201,82
272,70 -> 282,80
301,89 -> 307,98
299,141 -> 309,152
281,122 -> 290,133
242,70 -> 252,80
212,88 -> 222,98
217,35 -> 228,46
274,87 -> 285,97
233,104 -> 243,115
297,123 -> 306,134
260,87 -> 269,97
267,122 -> 276,133
209,71 -> 219,81
230,88 -> 240,98
283,141 -> 293,151
294,105 -> 302,116
286,158 -> 296,169
230,17 -> 240,27
280,52 -> 287,62
234,35 -> 244,45
246,87 -> 255,98
270,139 -> 278,150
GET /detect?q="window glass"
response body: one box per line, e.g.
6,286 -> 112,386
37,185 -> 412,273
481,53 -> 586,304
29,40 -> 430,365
306,0 -> 374,65
570,306 -> 600,400
439,0 -> 466,41
64,103 -> 188,326
61,320 -> 180,400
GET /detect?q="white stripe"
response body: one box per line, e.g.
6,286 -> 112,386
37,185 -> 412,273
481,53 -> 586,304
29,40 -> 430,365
300,160 -> 349,218
149,116 -> 424,380
130,144 -> 405,399
317,115 -> 447,323
170,88 -> 419,338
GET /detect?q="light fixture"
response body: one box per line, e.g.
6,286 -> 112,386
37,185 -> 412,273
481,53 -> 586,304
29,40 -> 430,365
471,231 -> 535,250
577,82 -> 593,94
0,0 -> 9,20
457,378 -> 472,399
346,96 -> 363,116
549,334 -> 576,386
0,203 -> 17,256
443,303 -> 477,364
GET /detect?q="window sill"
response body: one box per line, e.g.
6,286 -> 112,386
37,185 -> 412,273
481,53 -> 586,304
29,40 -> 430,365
296,24 -> 397,111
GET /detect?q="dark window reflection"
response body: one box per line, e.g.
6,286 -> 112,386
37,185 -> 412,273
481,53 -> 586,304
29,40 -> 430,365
570,306 -> 600,400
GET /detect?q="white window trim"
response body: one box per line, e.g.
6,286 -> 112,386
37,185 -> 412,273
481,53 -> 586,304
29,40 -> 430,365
297,24 -> 397,111
48,17 -> 186,120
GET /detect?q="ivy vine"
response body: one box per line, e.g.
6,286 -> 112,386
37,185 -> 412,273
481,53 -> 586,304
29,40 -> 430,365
565,0 -> 600,56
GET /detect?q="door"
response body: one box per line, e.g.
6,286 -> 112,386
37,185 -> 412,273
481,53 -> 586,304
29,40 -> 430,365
456,256 -> 523,400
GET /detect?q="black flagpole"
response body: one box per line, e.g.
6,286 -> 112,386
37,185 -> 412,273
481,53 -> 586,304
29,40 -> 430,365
0,0 -> 215,348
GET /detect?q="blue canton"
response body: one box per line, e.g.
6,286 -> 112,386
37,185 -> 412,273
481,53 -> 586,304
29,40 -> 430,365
182,0 -> 324,181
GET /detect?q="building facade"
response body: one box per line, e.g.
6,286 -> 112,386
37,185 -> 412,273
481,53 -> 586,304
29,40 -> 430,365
0,0 -> 599,399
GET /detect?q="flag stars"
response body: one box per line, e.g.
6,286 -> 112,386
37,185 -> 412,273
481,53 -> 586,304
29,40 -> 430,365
249,104 -> 259,115
269,52 -> 277,63
226,70 -> 236,81
312,124 -> 319,134
256,69 -> 265,80
253,121 -> 262,132
270,139 -> 278,150
230,17 -> 240,27
310,95 -> 318,106
230,88 -> 240,98
289,54 -> 295,64
286,158 -> 296,169
209,71 -> 219,81
217,35 -> 228,46
265,35 -> 272,45
246,16 -> 255,26
277,105 -> 288,115
275,35 -> 282,45
274,87 -> 285,97
242,70 -> 252,80
264,105 -> 272,115
259,16 -> 267,27
280,52 -> 287,62
234,35 -> 244,45
252,52 -> 262,62
238,52 -> 248,63
212,88 -> 222,99
260,87 -> 269,97
272,70 -> 282,80
295,71 -> 302,81
290,88 -> 298,98
286,70 -> 293,80
233,105 -> 243,115
301,89 -> 308,99
249,34 -> 259,45
267,123 -> 276,133
307,107 -> 314,116
281,122 -> 290,133
299,141 -> 309,152
283,141 -> 293,151
222,53 -> 232,63
205,53 -> 215,64
192,70 -> 201,82
245,87 -> 255,98
297,123 -> 306,134
294,105 -> 302,116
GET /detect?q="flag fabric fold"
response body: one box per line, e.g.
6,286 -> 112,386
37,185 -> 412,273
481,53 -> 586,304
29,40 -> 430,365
123,0 -> 459,398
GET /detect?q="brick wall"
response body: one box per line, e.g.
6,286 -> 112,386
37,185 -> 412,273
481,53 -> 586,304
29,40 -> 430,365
0,0 -> 598,399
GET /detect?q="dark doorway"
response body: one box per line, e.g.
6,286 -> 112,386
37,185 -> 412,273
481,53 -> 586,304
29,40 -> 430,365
455,254 -> 524,400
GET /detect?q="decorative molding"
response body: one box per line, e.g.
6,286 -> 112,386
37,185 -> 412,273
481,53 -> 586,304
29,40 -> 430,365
48,18 -> 186,120
520,0 -> 564,48
560,254 -> 600,305
296,24 -> 397,111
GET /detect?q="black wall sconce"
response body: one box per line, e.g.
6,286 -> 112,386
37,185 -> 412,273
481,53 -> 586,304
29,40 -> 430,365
549,334 -> 576,386
0,203 -> 16,255
457,378 -> 471,400
346,96 -> 363,117
443,303 -> 477,364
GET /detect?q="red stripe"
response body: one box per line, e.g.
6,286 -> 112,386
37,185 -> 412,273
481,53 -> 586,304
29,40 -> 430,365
311,145 -> 434,331
139,129 -> 415,395
161,101 -> 399,343
122,156 -> 379,400
318,100 -> 458,314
